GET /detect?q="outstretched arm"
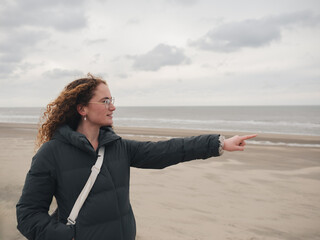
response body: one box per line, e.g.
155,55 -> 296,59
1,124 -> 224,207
223,134 -> 257,151
127,134 -> 222,169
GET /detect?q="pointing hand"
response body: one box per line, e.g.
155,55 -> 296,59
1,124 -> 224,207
223,134 -> 257,151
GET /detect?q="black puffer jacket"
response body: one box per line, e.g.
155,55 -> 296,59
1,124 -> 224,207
16,125 -> 222,240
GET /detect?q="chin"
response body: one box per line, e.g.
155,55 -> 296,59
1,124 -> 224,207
104,121 -> 113,126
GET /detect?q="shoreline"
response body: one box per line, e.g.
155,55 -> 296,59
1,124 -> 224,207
1,122 -> 319,146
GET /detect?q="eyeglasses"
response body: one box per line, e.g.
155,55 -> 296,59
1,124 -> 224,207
88,97 -> 115,108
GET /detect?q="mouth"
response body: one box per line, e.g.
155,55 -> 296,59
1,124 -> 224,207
106,114 -> 113,118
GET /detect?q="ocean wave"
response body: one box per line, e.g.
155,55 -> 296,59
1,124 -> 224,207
247,140 -> 320,148
114,117 -> 320,128
0,115 -> 39,123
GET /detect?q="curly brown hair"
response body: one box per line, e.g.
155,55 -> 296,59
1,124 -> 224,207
36,74 -> 106,148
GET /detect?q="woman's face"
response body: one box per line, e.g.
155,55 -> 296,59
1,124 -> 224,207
84,83 -> 116,127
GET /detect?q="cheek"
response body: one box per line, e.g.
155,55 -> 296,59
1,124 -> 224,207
88,107 -> 106,119
97,110 -> 107,118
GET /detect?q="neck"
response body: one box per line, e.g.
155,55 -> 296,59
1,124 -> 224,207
76,121 -> 100,150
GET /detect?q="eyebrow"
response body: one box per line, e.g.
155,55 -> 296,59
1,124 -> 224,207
99,97 -> 111,101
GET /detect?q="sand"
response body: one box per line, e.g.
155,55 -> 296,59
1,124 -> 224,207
0,123 -> 320,240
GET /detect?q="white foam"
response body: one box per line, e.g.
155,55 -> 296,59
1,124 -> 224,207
247,140 -> 320,148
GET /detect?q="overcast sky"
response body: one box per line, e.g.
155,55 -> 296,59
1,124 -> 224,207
0,0 -> 319,107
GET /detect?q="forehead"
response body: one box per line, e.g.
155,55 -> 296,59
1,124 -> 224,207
92,83 -> 111,99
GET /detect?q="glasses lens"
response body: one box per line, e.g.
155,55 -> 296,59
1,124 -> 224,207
104,98 -> 115,108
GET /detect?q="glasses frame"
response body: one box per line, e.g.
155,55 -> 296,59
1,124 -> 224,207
88,97 -> 115,108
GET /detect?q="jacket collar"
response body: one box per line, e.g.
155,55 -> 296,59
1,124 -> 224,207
53,124 -> 121,155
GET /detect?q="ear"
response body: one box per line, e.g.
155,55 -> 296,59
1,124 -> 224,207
77,104 -> 87,117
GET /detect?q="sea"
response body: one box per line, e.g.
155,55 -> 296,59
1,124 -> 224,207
0,106 -> 319,147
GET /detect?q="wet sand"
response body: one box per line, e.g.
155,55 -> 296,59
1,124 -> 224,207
0,123 -> 320,240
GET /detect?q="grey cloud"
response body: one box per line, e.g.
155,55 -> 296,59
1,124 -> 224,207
0,29 -> 49,54
0,0 -> 87,31
126,18 -> 141,25
85,38 -> 108,45
0,29 -> 49,76
0,0 -> 87,78
166,0 -> 198,6
268,10 -> 320,26
190,10 -> 320,52
90,53 -> 101,64
117,73 -> 128,79
129,44 -> 190,71
0,63 -> 17,78
0,52 -> 23,63
42,68 -> 83,79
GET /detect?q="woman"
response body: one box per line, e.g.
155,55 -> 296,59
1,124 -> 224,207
16,74 -> 257,240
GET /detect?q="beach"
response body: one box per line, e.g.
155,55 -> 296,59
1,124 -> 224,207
0,123 -> 320,240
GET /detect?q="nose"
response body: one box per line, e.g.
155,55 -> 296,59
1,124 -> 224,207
108,102 -> 116,111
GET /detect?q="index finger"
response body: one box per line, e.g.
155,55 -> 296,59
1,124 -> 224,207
241,134 -> 258,140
